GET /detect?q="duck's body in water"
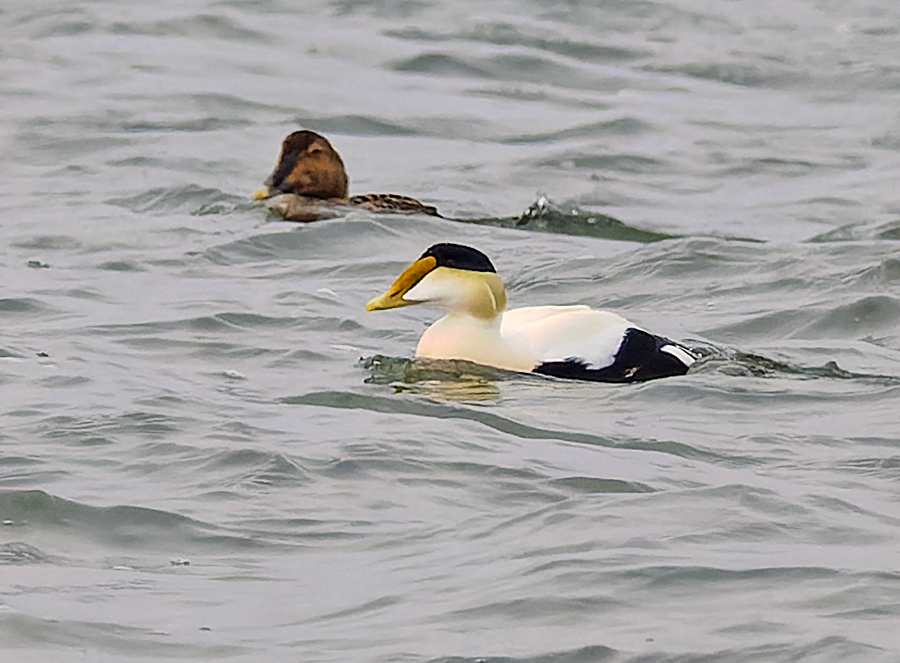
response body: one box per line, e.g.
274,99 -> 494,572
366,243 -> 696,383
253,131 -> 440,221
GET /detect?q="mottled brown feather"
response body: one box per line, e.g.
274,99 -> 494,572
257,130 -> 441,221
349,193 -> 440,217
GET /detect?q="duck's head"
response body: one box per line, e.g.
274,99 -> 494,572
366,243 -> 507,320
253,130 -> 349,201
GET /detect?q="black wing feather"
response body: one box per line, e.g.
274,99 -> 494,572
533,328 -> 693,383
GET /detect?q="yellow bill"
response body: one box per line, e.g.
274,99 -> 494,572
252,186 -> 273,201
366,256 -> 437,311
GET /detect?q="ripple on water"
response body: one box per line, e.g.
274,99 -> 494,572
104,184 -> 246,215
0,298 -> 52,315
0,612 -> 249,658
0,489 -> 265,555
3,1 -> 900,661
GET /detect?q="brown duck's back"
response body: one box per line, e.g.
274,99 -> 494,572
349,193 -> 441,217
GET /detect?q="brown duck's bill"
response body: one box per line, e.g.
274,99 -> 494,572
365,256 -> 437,311
252,186 -> 274,200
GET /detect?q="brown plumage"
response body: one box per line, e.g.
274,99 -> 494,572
253,130 -> 440,221
349,193 -> 439,216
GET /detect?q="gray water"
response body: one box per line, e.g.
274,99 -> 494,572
2,1 -> 899,661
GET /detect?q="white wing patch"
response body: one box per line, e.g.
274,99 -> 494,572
500,306 -> 631,370
660,343 -> 697,367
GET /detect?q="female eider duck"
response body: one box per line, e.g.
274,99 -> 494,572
366,243 -> 696,382
253,130 -> 440,221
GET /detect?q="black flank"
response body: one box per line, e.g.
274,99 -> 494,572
534,328 -> 693,383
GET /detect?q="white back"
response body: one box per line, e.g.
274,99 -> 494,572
501,306 -> 632,370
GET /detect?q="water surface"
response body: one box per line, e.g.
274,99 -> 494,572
1,1 -> 899,662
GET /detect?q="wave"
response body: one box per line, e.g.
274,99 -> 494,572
0,489 -> 245,555
0,612 -> 248,657
808,219 -> 900,243
460,196 -> 674,243
245,193 -> 764,245
283,387 -> 732,465
687,343 -> 900,383
105,184 -> 251,216
427,636 -> 893,663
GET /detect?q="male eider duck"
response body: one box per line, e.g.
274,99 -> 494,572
253,130 -> 440,221
366,243 -> 696,382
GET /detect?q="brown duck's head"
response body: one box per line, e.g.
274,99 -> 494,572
254,131 -> 349,201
